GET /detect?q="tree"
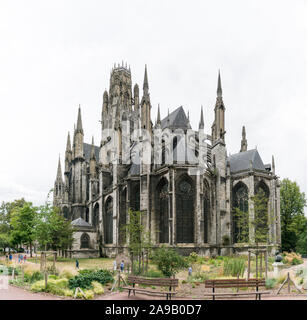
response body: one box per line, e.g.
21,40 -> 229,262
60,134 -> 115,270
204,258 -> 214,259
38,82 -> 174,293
296,219 -> 307,255
251,189 -> 271,246
125,209 -> 152,275
35,203 -> 74,252
233,189 -> 272,245
280,178 -> 307,252
152,246 -> 188,278
0,199 -> 27,251
10,202 -> 36,256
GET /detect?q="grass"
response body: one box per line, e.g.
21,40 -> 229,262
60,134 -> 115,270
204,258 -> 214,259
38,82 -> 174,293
27,256 -> 114,276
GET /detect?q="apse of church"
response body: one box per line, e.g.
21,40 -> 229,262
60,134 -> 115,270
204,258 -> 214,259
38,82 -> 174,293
53,64 -> 281,258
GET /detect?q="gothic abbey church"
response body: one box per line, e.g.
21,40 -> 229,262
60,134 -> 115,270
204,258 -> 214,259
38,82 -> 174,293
53,64 -> 281,258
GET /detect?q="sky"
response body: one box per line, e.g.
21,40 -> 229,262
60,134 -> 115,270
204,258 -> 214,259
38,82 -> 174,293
0,0 -> 306,212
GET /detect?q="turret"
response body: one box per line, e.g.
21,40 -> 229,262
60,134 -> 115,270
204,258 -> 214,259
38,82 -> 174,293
240,126 -> 248,152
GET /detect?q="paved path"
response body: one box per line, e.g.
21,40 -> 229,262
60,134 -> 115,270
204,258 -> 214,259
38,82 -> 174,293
0,282 -> 63,300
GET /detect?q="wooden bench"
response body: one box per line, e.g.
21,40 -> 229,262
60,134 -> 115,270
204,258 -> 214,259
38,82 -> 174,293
204,278 -> 270,300
122,275 -> 178,300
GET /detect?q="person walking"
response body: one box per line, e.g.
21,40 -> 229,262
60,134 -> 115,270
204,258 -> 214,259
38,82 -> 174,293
188,266 -> 192,277
24,255 -> 27,263
75,259 -> 79,269
120,260 -> 124,273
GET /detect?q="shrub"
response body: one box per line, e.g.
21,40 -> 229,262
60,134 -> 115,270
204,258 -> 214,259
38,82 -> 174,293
31,280 -> 45,292
64,289 -> 74,297
282,252 -> 303,265
152,246 -> 189,278
30,278 -> 69,295
84,289 -> 94,300
223,258 -> 245,277
265,278 -> 277,289
48,275 -> 59,280
92,281 -> 104,295
69,269 -> 113,290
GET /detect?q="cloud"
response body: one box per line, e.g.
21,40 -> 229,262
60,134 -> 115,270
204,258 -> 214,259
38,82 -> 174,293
0,0 -> 306,214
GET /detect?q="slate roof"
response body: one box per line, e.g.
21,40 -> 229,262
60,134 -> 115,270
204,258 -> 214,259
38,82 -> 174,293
228,149 -> 266,173
83,143 -> 100,162
161,106 -> 191,130
71,217 -> 92,228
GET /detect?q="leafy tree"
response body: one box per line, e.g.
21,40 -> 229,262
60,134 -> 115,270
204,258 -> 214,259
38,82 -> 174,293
233,207 -> 249,243
10,202 -> 36,256
35,203 -> 74,252
296,219 -> 307,255
280,178 -> 307,252
251,189 -> 271,245
125,209 -> 152,275
152,246 -> 188,278
233,189 -> 272,245
0,199 -> 27,251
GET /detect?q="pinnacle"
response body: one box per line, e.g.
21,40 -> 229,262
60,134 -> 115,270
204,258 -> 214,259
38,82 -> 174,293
217,70 -> 222,97
143,64 -> 149,91
66,132 -> 71,151
76,105 -> 83,133
199,106 -> 204,129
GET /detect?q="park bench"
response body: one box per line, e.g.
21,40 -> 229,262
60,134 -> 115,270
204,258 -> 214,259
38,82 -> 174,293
122,275 -> 178,300
204,278 -> 270,300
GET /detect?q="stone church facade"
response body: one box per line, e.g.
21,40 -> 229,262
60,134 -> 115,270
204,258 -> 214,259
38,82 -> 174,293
53,63 -> 281,258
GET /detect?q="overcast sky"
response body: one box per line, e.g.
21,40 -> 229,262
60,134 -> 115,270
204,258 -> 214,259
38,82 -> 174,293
0,0 -> 306,212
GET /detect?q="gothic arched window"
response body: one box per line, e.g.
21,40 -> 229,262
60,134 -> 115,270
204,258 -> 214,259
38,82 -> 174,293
255,180 -> 270,241
176,177 -> 194,243
105,197 -> 113,244
80,233 -> 90,249
232,182 -> 249,243
157,178 -> 169,243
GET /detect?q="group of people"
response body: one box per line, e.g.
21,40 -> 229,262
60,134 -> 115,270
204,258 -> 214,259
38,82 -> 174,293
5,253 -> 27,264
113,260 -> 125,272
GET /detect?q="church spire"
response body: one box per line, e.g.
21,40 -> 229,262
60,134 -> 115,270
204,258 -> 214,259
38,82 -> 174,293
66,132 -> 71,152
76,105 -> 83,134
56,156 -> 63,181
199,106 -> 204,129
240,125 -> 248,152
217,70 -> 222,98
143,64 -> 149,93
